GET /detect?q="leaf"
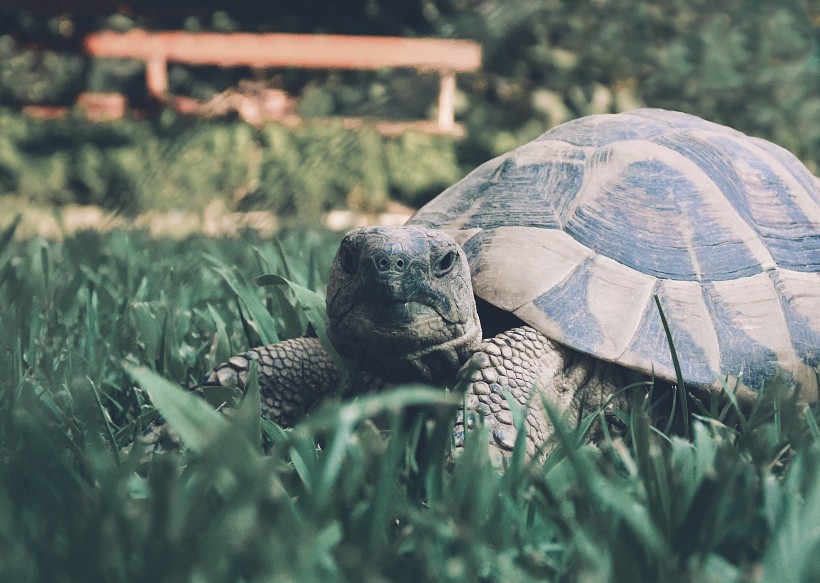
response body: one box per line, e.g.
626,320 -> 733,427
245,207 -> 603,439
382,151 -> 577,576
271,285 -> 307,339
204,255 -> 279,345
255,273 -> 347,373
206,303 -> 232,365
0,214 -> 21,252
293,385 -> 456,437
130,302 -> 163,364
272,239 -> 296,282
39,243 -> 50,303
715,375 -> 748,433
86,376 -> 121,467
313,408 -> 357,502
235,361 -> 262,449
124,364 -> 229,454
655,294 -> 690,441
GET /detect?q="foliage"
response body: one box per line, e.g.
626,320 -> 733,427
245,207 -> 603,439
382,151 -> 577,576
2,2 -> 819,175
441,0 -> 820,169
0,33 -> 86,105
0,108 -> 462,215
1,225 -> 820,582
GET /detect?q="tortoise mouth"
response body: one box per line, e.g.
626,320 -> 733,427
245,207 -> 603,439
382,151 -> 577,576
329,300 -> 465,355
336,299 -> 460,329
328,300 -> 482,382
366,300 -> 440,326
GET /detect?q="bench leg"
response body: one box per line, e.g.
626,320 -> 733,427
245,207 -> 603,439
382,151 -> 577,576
437,70 -> 456,133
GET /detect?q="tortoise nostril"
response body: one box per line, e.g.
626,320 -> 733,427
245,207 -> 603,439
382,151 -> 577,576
374,252 -> 409,272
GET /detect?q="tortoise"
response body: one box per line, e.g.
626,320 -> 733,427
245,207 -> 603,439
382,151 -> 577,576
205,108 -> 820,457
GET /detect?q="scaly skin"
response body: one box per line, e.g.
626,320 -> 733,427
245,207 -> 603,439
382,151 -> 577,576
326,226 -> 482,383
455,326 -> 625,459
139,337 -> 387,450
193,227 -> 628,458
203,325 -> 626,459
204,337 -> 339,428
203,338 -> 389,426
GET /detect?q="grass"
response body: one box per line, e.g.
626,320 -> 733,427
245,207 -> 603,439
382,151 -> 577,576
1,224 -> 819,582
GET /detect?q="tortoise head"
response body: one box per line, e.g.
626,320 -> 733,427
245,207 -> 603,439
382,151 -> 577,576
326,226 -> 482,382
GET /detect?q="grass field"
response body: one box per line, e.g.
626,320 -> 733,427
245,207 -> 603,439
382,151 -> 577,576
1,222 -> 819,582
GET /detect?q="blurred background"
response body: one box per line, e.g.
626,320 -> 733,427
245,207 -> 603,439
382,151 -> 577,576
0,0 -> 818,234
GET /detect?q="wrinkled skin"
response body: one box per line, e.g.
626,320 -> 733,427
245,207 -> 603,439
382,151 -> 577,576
327,226 -> 482,382
185,226 -> 625,460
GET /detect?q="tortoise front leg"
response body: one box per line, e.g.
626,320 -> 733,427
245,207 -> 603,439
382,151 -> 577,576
203,337 -> 343,427
140,337 -> 396,452
454,326 -> 625,460
138,337 -> 347,450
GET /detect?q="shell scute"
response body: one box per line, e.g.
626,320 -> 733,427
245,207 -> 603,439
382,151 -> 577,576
771,270 -> 820,368
459,145 -> 586,231
564,154 -> 764,280
653,130 -> 820,272
409,108 -> 820,398
620,283 -> 716,387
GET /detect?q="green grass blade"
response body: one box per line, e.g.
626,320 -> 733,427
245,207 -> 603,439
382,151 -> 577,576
256,273 -> 348,373
654,294 -> 690,441
206,303 -> 232,365
715,375 -> 748,433
124,364 -> 229,453
235,361 -> 262,449
272,239 -> 296,282
204,255 -> 279,345
271,284 -> 307,339
39,243 -> 50,308
84,287 -> 100,371
86,376 -> 122,467
0,213 -> 21,252
542,395 -> 669,558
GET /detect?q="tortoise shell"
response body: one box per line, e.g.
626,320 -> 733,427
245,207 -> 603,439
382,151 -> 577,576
409,108 -> 820,401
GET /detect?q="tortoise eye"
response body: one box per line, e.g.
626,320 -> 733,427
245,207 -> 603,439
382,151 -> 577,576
338,245 -> 358,274
434,250 -> 457,277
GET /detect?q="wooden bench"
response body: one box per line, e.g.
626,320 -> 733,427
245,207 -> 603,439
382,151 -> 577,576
84,30 -> 482,134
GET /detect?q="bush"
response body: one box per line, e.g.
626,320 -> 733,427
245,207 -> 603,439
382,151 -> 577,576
385,131 -> 463,208
0,108 -> 464,216
2,1 -> 818,211
0,34 -> 86,105
256,122 -> 389,217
